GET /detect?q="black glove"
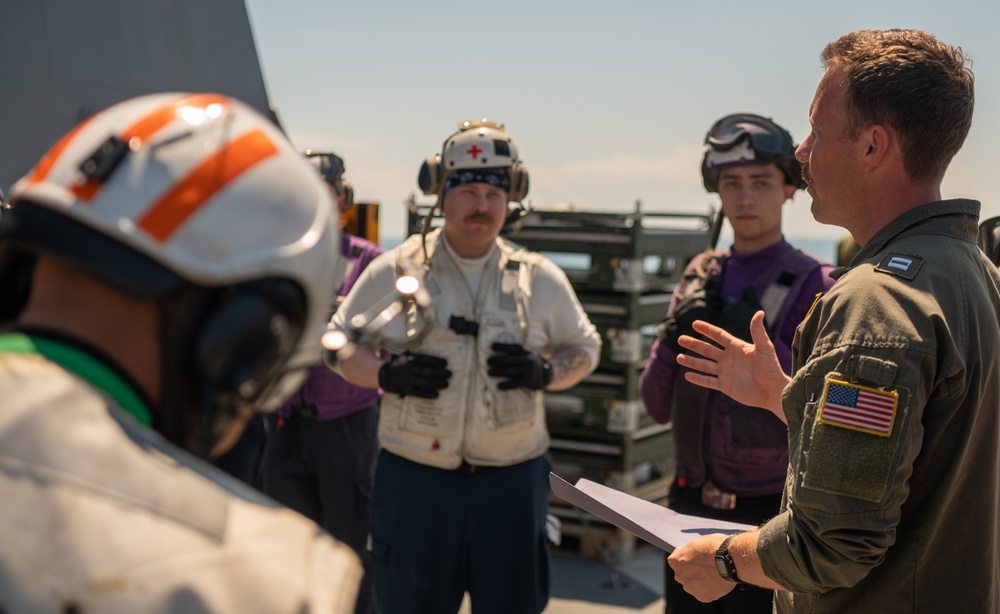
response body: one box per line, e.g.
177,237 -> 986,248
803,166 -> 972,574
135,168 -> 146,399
378,352 -> 452,399
487,342 -> 552,391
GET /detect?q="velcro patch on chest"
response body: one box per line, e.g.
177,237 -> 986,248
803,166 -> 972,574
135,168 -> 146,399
818,379 -> 899,437
874,253 -> 924,280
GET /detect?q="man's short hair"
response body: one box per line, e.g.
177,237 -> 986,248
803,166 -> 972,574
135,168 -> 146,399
821,29 -> 975,183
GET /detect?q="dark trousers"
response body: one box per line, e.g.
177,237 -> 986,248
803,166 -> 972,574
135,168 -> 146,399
664,482 -> 781,614
260,406 -> 379,614
372,451 -> 551,614
212,414 -> 266,487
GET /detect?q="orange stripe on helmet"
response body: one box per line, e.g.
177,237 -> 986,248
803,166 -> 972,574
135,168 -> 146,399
27,117 -> 95,185
127,93 -> 231,145
71,93 -> 233,202
137,129 -> 279,243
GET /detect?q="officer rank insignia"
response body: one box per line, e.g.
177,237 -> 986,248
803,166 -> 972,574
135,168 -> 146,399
818,379 -> 899,437
874,253 -> 924,280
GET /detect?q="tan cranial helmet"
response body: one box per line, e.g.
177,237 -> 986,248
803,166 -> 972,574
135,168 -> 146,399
417,119 -> 529,203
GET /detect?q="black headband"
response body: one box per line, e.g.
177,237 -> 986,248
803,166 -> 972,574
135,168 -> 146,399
443,168 -> 510,194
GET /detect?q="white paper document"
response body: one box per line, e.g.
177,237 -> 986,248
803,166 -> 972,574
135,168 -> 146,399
549,473 -> 756,553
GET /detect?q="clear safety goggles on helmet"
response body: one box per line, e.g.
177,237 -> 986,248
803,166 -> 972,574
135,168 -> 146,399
305,150 -> 346,184
703,114 -> 794,168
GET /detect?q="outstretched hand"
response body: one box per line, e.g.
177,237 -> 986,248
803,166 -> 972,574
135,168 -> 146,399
676,310 -> 789,422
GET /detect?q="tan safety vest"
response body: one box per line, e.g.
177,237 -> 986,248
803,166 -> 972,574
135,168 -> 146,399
0,351 -> 362,613
377,229 -> 550,469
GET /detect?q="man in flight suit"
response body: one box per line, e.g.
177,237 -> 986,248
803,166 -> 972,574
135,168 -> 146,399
667,29 -> 1000,614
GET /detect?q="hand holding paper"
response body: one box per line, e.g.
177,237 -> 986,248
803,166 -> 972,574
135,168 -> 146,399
548,473 -> 754,553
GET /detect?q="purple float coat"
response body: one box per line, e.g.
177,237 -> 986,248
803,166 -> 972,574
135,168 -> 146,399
640,239 -> 835,496
276,233 -> 383,421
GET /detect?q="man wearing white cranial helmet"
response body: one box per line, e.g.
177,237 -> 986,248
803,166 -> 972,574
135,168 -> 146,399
328,119 -> 601,614
0,93 -> 361,613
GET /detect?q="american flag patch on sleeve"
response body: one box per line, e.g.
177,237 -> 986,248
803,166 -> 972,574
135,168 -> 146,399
818,379 -> 899,436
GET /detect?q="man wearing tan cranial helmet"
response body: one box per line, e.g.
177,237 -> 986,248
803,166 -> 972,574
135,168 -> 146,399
328,119 -> 602,613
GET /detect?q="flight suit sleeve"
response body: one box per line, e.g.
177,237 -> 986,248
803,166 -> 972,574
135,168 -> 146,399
756,271 -> 939,592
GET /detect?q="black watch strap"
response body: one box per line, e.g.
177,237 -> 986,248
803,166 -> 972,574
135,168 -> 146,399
714,534 -> 744,584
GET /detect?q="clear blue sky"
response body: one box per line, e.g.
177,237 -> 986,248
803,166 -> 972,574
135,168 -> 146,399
244,0 -> 1000,250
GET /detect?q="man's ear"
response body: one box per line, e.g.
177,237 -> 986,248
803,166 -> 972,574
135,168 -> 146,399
863,124 -> 893,172
783,183 -> 797,201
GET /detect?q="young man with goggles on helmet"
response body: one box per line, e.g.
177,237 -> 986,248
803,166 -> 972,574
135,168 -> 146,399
328,119 -> 601,614
260,150 -> 382,614
0,93 -> 362,612
640,113 -> 834,614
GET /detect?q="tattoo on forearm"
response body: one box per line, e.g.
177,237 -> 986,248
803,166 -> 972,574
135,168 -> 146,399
551,348 -> 588,380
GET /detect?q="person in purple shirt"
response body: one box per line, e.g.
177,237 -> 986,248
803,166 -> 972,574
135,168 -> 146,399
259,151 -> 382,614
639,114 -> 835,614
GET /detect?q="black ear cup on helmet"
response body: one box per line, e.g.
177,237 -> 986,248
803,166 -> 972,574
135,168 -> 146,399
156,279 -> 306,458
418,155 -> 443,196
0,251 -> 35,324
192,278 -> 307,405
508,164 -> 530,203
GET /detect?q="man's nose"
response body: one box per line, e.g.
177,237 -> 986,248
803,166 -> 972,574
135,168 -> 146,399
795,134 -> 813,163
472,193 -> 491,210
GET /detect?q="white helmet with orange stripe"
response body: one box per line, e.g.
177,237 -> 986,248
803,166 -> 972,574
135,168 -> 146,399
0,92 -> 339,454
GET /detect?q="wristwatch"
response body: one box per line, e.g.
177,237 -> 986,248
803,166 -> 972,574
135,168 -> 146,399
714,534 -> 744,584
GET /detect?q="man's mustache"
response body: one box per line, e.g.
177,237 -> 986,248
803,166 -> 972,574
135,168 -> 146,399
464,213 -> 495,223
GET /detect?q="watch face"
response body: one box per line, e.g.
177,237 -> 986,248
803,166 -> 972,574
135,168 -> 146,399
714,555 -> 731,579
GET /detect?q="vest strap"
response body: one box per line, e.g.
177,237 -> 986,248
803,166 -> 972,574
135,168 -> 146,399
448,314 -> 480,338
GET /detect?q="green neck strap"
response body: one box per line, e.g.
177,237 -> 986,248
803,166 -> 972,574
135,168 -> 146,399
0,333 -> 153,426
